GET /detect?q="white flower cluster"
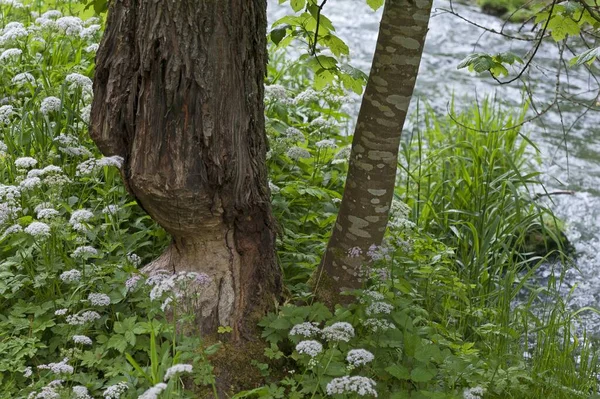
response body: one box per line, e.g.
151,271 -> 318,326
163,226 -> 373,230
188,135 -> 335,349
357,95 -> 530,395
294,88 -> 319,104
0,48 -> 22,62
40,96 -> 62,115
321,322 -> 355,342
463,386 -> 485,399
76,156 -> 124,175
2,224 -> 22,236
72,385 -> 92,399
59,269 -> 81,283
102,205 -> 119,215
54,308 -> 68,316
0,140 -> 7,156
139,383 -> 167,399
72,335 -> 93,346
12,72 -> 35,85
326,375 -> 377,397
85,43 -> 99,53
365,302 -> 393,316
332,145 -> 351,164
66,310 -> 101,325
289,322 -> 321,338
164,363 -> 193,381
295,340 -> 323,358
88,292 -> 111,306
15,157 -> 37,169
125,274 -> 142,291
19,177 -> 41,190
23,366 -> 32,378
72,245 -> 98,258
147,270 -> 211,302
0,202 -> 21,226
284,127 -> 305,142
362,318 -> 396,332
65,73 -> 93,93
287,146 -> 311,161
28,379 -> 63,399
315,139 -> 337,149
69,209 -> 94,232
80,104 -> 91,123
127,252 -> 142,266
0,23 -> 28,45
24,221 -> 51,238
27,165 -> 71,188
80,24 -> 100,39
102,382 -> 128,399
37,358 -> 73,374
346,349 -> 374,367
0,104 -> 13,124
37,208 -> 59,219
264,84 -> 289,102
56,16 -> 83,36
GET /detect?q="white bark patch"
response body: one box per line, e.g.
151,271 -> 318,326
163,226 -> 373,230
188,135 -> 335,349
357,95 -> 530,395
367,189 -> 387,196
390,35 -> 421,50
386,94 -> 411,111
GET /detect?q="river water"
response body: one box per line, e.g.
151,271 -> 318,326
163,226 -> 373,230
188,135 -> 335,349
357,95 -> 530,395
268,1 -> 600,332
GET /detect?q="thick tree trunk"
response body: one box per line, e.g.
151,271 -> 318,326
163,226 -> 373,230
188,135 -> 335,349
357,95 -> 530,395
90,0 -> 281,339
317,0 -> 432,295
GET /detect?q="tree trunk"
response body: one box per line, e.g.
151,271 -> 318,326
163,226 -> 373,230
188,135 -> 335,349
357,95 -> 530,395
90,0 -> 281,340
317,0 -> 432,295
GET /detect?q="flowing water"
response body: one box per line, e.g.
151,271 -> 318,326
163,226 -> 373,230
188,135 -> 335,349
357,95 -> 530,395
268,1 -> 600,332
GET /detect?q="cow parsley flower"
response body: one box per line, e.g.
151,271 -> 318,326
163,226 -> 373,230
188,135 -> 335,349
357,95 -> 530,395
69,209 -> 94,231
72,385 -> 92,399
287,146 -> 311,161
125,274 -> 142,291
42,10 -> 62,19
322,322 -> 355,342
80,24 -> 100,39
72,245 -> 98,258
102,205 -> 119,215
0,25 -> 28,44
19,177 -> 41,190
284,127 -> 305,142
164,364 -> 193,381
0,105 -> 14,124
40,96 -> 61,115
72,335 -> 93,346
264,84 -> 288,101
80,104 -> 91,124
0,48 -> 22,62
98,155 -> 123,168
102,382 -> 128,399
294,88 -> 319,104
37,208 -> 59,219
315,139 -> 337,149
38,358 -> 73,375
347,349 -> 374,367
60,269 -> 81,283
2,224 -> 22,236
24,221 -> 51,238
56,16 -> 83,36
363,318 -> 396,332
139,383 -> 167,399
295,340 -> 323,358
125,253 -> 141,267
66,310 -> 101,325
290,322 -> 321,338
365,302 -> 393,316
65,73 -> 92,92
15,157 -> 37,169
84,43 -> 99,53
0,140 -> 7,155
88,292 -> 110,306
12,72 -> 35,85
54,308 -> 68,316
463,387 -> 485,399
326,376 -> 377,397
23,366 -> 32,378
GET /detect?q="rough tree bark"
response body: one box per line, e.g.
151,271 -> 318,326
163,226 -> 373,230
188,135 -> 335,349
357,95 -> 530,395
90,0 -> 281,340
317,0 -> 432,296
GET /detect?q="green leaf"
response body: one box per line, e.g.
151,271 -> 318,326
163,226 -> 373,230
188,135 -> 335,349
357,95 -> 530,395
106,335 -> 128,353
386,364 -> 411,380
410,366 -> 436,383
366,0 -> 385,11
270,26 -> 289,46
291,0 -> 306,12
570,46 -> 600,66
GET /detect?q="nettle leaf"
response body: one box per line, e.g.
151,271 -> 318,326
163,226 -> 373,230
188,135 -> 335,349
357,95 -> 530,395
366,0 -> 385,11
457,53 -> 494,73
322,34 -> 349,57
410,366 -> 436,383
386,364 -> 411,380
571,46 -> 600,66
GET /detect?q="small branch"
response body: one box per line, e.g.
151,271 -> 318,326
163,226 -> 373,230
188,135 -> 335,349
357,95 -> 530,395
311,0 -> 328,56
533,190 -> 575,200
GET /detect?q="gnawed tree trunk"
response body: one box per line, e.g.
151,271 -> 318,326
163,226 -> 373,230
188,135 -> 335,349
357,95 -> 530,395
317,0 -> 432,296
90,0 -> 281,340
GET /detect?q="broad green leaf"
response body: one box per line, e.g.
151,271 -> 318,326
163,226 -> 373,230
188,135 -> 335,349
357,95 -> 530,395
410,366 -> 436,383
386,364 -> 411,380
570,46 -> 600,66
366,0 -> 385,11
291,0 -> 306,12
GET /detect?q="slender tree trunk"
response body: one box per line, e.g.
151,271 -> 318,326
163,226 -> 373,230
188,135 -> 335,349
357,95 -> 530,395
317,0 -> 432,296
90,0 -> 281,340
